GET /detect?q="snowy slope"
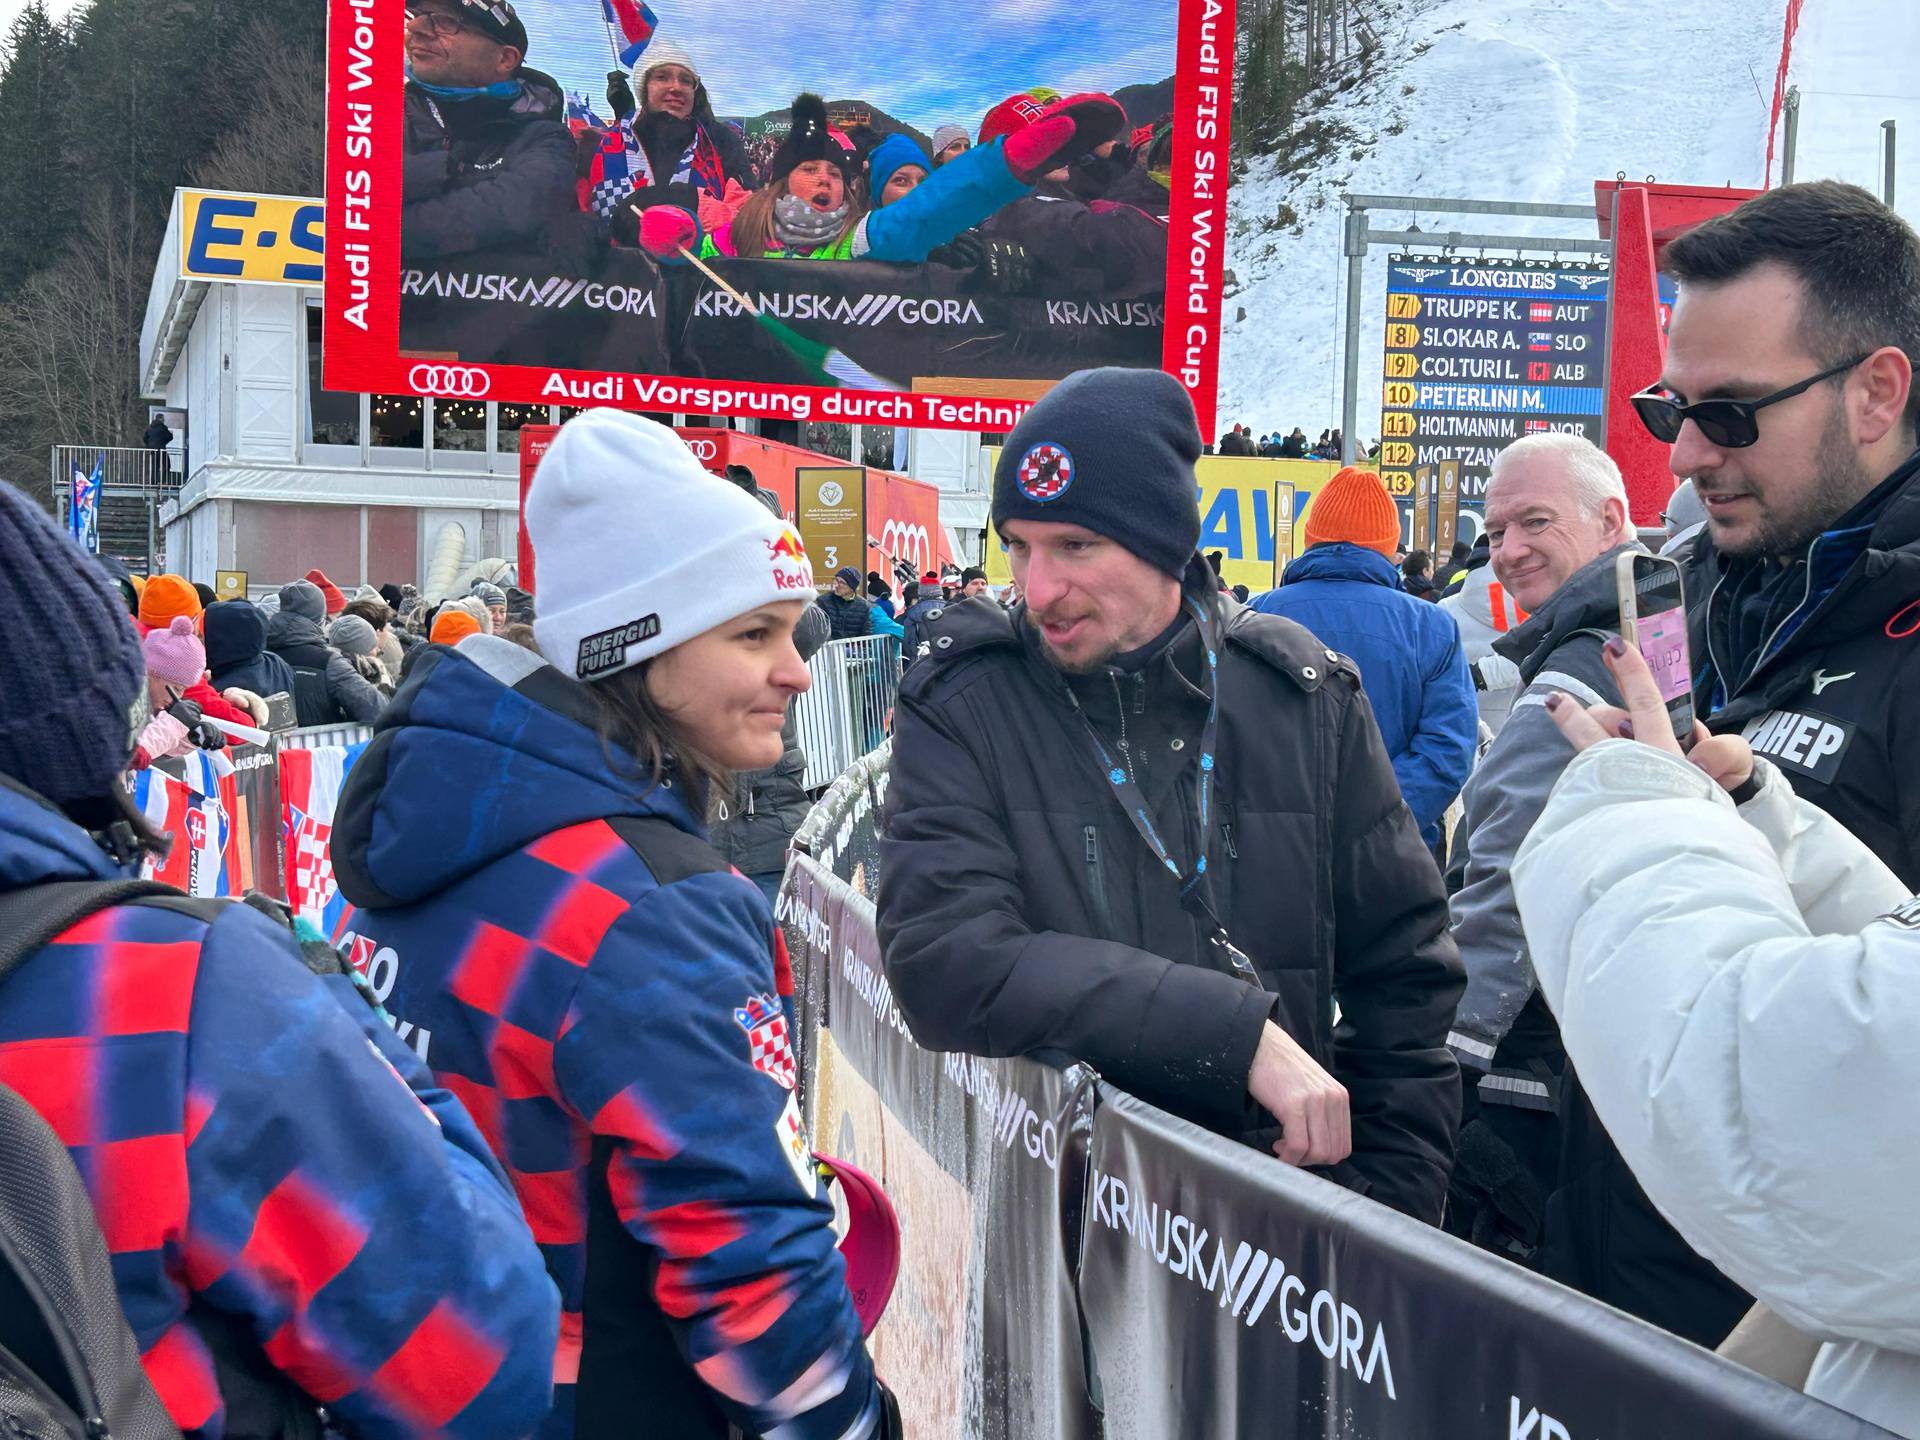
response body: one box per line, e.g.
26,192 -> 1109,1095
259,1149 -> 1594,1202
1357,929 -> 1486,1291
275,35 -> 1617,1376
1217,0 -> 1789,443
1780,0 -> 1920,221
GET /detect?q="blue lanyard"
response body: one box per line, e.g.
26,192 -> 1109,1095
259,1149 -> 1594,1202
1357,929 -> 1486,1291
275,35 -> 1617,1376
1066,600 -> 1255,983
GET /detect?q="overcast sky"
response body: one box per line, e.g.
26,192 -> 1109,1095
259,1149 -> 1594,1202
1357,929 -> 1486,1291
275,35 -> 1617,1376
0,0 -> 82,37
518,0 -> 1175,132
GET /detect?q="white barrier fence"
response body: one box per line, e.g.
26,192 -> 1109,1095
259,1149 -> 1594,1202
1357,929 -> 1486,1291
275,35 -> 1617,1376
795,635 -> 901,790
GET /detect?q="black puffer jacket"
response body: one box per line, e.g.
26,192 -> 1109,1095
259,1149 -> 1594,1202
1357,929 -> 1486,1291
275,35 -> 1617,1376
403,68 -> 577,261
712,605 -> 829,877
878,562 -> 1464,1222
265,600 -> 385,728
814,590 -> 873,641
203,600 -> 296,701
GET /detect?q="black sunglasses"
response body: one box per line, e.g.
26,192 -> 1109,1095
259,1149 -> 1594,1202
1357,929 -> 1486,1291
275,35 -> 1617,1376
1630,355 -> 1868,449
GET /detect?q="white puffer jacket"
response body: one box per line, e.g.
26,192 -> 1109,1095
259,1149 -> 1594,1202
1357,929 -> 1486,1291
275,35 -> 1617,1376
1513,743 -> 1920,1438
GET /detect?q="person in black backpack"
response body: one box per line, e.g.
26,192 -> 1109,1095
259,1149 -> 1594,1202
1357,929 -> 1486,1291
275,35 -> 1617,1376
263,579 -> 384,726
0,486 -> 559,1439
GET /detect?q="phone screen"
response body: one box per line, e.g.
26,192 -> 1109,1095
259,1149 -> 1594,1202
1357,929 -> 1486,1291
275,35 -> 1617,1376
1621,555 -> 1693,742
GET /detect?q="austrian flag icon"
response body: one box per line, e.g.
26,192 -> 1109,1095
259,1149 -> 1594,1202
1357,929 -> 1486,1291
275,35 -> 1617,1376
735,992 -> 797,1089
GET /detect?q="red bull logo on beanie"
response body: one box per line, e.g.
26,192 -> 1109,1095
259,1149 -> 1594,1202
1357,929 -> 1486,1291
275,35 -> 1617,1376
768,527 -> 814,591
1017,443 -> 1075,502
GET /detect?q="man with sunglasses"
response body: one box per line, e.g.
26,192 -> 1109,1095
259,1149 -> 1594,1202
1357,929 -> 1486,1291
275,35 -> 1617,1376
1651,180 -> 1920,887
1538,179 -> 1920,1357
403,0 -> 576,261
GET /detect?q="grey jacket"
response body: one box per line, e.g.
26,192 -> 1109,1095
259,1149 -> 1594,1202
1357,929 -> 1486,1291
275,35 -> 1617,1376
1445,543 -> 1642,1084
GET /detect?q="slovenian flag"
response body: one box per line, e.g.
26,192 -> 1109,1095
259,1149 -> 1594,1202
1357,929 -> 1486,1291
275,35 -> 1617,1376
279,741 -> 368,940
566,91 -> 606,130
602,0 -> 657,68
1528,332 -> 1553,352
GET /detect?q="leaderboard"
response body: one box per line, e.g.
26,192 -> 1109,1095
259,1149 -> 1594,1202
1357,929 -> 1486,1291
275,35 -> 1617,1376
1377,256 -> 1610,505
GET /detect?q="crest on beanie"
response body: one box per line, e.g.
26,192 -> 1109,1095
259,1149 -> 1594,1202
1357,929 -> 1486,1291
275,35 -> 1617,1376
1016,442 -> 1075,502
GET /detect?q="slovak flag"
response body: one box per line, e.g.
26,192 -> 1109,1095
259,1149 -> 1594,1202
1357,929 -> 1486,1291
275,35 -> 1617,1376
1528,302 -> 1553,322
1528,332 -> 1553,352
70,457 -> 101,554
601,0 -> 656,68
132,752 -> 237,898
279,741 -> 367,939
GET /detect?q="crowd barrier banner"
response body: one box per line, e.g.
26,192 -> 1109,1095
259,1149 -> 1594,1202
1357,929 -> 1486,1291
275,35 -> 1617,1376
276,738 -> 369,937
135,750 -> 239,897
779,750 -> 1897,1440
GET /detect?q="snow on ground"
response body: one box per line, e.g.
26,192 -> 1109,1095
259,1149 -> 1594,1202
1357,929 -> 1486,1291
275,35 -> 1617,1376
1217,0 -> 1790,443
1781,0 -> 1920,223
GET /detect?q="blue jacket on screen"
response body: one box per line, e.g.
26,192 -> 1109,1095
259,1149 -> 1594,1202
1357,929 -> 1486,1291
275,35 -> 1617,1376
1250,542 -> 1476,845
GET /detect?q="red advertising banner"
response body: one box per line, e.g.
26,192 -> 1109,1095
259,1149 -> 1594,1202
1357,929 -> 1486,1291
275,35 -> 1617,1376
322,0 -> 1235,438
866,469 -> 946,580
517,425 -> 559,594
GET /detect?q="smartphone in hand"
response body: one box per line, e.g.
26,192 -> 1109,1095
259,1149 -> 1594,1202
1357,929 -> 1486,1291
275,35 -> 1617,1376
1616,551 -> 1694,744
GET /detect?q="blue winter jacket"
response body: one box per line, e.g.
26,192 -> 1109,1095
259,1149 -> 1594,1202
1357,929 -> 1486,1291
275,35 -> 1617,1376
328,636 -> 878,1440
1251,543 -> 1476,845
0,777 -> 559,1439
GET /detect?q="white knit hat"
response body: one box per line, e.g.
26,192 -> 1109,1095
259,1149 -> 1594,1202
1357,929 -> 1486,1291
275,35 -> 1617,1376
528,409 -> 814,682
637,37 -> 700,85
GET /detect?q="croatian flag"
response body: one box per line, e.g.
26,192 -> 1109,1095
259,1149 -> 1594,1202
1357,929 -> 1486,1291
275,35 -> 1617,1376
601,0 -> 656,68
70,457 -> 101,554
279,741 -> 367,938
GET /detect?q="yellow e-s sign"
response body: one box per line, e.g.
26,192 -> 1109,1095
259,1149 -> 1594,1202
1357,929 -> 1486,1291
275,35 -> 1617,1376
180,191 -> 325,285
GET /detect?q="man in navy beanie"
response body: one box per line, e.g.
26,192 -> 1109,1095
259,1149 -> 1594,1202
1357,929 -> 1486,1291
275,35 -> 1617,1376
879,368 -> 1466,1223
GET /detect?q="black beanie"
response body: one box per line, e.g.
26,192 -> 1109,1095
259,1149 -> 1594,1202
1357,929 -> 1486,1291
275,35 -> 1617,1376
0,484 -> 145,802
992,367 -> 1202,578
771,94 -> 855,187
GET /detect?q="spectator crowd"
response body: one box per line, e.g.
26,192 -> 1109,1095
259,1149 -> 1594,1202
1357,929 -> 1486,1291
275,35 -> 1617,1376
2,174 -> 1918,1440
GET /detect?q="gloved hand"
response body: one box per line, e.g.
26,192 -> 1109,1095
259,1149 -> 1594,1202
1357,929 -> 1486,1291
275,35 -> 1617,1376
164,696 -> 203,729
606,70 -> 635,120
190,720 -> 228,751
696,178 -> 751,237
978,239 -> 1034,295
1002,92 -> 1126,185
927,228 -> 987,269
625,203 -> 700,262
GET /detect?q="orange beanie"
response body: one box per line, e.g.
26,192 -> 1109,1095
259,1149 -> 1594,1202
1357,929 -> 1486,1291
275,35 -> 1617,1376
305,568 -> 349,616
1303,467 -> 1401,557
431,609 -> 483,646
138,573 -> 204,630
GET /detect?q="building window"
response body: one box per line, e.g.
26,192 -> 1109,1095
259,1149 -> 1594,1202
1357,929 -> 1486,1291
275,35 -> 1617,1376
371,394 -> 424,449
433,397 -> 487,452
305,306 -> 360,445
496,402 -> 547,452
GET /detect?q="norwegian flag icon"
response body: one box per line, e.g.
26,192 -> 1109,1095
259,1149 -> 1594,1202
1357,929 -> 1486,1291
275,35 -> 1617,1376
1525,419 -> 1551,433
1529,302 -> 1554,322
1016,443 -> 1075,502
735,993 -> 797,1089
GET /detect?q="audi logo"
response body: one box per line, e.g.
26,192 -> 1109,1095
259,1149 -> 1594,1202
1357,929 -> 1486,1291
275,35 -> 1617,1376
881,519 -> 932,570
684,438 -> 719,461
408,364 -> 491,397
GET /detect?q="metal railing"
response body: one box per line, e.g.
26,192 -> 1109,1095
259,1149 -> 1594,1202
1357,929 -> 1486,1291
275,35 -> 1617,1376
48,444 -> 185,503
795,635 -> 900,790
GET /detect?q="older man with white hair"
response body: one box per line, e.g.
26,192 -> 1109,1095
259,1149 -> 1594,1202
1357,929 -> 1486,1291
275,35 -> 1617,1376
1439,434 -> 1640,1257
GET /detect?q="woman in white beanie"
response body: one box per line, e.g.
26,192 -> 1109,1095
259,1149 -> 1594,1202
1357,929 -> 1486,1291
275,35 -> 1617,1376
326,409 -> 898,1440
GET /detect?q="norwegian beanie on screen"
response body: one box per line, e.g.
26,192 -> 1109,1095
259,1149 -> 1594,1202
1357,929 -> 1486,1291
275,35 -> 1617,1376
991,367 -> 1202,578
527,409 -> 815,682
0,485 -> 145,801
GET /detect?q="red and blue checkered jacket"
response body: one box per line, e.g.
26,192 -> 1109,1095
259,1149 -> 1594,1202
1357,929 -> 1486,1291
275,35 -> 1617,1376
0,781 -> 561,1439
331,640 -> 881,1440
